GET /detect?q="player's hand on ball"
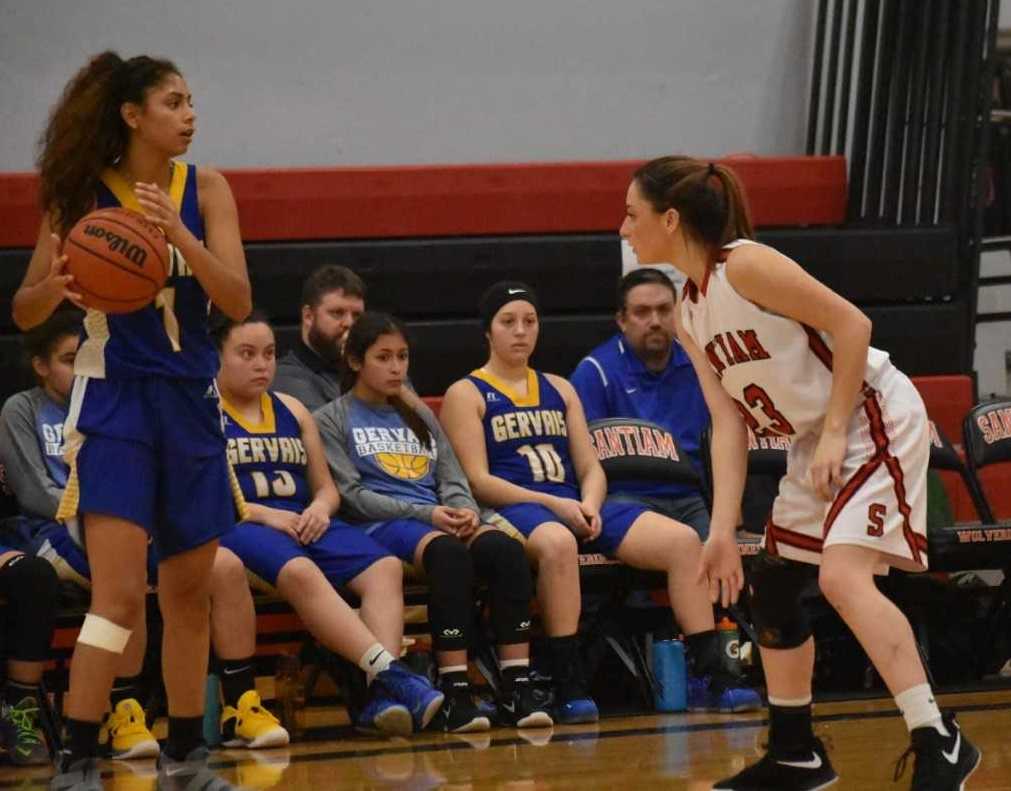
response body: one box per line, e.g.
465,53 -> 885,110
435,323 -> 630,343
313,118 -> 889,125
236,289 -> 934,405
42,234 -> 85,309
297,501 -> 330,544
697,533 -> 743,608
810,426 -> 847,501
134,182 -> 184,242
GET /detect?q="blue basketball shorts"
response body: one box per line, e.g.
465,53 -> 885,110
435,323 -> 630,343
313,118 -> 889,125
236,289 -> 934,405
365,518 -> 442,565
221,517 -> 390,591
489,498 -> 648,556
58,376 -> 242,557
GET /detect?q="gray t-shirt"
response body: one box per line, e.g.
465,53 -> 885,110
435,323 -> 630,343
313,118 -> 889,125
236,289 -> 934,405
273,343 -> 342,413
314,393 -> 478,526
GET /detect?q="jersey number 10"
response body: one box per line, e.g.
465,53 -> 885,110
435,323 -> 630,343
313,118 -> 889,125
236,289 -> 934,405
517,443 -> 566,483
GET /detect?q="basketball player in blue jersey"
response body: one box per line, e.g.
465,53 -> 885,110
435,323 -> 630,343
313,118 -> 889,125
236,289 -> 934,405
316,312 -> 553,733
440,282 -> 760,724
14,52 -> 251,791
214,312 -> 443,737
0,311 -> 277,758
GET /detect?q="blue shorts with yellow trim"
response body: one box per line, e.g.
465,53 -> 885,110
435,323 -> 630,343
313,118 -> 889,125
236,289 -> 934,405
491,499 -> 648,556
221,518 -> 390,590
365,518 -> 441,565
60,376 -> 240,558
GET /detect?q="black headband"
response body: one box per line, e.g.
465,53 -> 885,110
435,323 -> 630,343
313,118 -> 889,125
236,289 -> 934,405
479,281 -> 540,329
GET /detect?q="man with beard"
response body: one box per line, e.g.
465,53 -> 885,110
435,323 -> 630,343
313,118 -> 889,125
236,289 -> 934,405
571,269 -> 711,538
274,266 -> 366,411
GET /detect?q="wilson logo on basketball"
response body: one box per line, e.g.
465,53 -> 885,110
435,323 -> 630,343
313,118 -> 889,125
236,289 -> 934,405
82,224 -> 148,268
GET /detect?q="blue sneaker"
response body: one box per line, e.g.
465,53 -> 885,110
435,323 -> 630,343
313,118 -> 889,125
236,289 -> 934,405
375,661 -> 445,731
356,687 -> 413,737
687,674 -> 762,713
554,696 -> 599,725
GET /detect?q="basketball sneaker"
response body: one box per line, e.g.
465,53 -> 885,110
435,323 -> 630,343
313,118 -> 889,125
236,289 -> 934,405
355,687 -> 412,737
498,675 -> 553,729
429,674 -> 491,733
711,736 -> 838,790
1,695 -> 50,765
374,661 -> 444,732
157,745 -> 239,791
220,690 -> 289,749
49,754 -> 102,791
552,664 -> 598,725
892,712 -> 981,790
99,698 -> 159,760
687,674 -> 763,713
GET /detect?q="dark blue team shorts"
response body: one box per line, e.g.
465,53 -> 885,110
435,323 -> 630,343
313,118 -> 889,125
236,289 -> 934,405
221,517 -> 391,590
64,376 -> 239,557
365,518 -> 442,565
490,499 -> 649,556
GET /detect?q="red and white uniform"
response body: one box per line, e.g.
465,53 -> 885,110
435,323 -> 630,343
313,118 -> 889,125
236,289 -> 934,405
680,240 -> 929,571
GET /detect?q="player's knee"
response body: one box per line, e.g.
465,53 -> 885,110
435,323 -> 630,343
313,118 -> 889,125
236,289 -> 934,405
422,534 -> 474,590
749,551 -> 814,650
817,560 -> 854,611
210,547 -> 247,592
277,557 -> 320,598
470,529 -> 533,600
0,555 -> 59,661
369,555 -> 404,594
528,522 -> 578,567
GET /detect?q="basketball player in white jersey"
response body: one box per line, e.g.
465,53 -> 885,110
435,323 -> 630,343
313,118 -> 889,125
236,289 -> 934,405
620,156 -> 979,791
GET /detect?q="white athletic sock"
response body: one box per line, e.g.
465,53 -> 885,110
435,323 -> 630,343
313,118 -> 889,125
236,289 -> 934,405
767,694 -> 812,708
499,658 -> 530,671
895,683 -> 948,735
437,664 -> 468,676
358,643 -> 395,685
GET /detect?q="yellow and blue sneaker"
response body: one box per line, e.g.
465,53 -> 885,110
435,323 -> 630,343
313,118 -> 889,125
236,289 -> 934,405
220,690 -> 290,749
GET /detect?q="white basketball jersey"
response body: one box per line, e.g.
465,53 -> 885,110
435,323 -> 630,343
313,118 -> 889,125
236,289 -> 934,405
680,240 -> 891,440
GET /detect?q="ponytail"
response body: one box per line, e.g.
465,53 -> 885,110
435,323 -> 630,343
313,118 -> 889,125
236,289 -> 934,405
37,51 -> 181,235
343,311 -> 433,450
632,156 -> 754,252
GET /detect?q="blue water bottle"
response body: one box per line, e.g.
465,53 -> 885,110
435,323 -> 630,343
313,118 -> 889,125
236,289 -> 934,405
652,637 -> 687,712
203,673 -> 222,747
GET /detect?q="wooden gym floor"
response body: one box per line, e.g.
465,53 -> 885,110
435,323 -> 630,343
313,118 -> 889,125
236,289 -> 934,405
4,690 -> 1010,789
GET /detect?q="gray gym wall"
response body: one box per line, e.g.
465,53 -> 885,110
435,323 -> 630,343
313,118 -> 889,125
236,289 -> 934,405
0,0 -> 814,170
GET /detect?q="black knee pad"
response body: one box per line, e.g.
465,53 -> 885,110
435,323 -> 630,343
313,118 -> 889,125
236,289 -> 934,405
422,535 -> 474,652
0,554 -> 59,661
469,530 -> 533,645
748,550 -> 816,650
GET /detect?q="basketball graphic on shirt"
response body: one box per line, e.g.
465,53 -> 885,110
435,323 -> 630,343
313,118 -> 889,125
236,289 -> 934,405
376,452 -> 430,480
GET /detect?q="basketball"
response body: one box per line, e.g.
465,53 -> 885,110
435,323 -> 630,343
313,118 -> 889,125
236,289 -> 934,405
376,452 -> 430,480
65,207 -> 170,314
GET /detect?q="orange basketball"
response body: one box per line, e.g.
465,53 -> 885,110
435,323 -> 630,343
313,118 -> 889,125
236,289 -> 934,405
65,207 -> 170,314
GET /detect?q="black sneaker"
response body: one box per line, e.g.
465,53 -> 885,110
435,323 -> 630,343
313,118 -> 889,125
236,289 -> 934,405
712,736 -> 838,790
893,712 -> 981,790
498,676 -> 553,729
429,676 -> 490,733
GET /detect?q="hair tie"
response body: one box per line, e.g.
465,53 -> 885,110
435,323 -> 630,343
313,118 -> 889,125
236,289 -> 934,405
707,162 -> 717,176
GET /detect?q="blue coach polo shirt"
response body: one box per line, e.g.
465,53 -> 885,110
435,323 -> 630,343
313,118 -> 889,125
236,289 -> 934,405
570,333 -> 709,500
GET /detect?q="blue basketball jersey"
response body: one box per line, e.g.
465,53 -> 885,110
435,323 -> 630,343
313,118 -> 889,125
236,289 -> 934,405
467,369 -> 578,499
222,392 -> 310,513
75,161 -> 218,380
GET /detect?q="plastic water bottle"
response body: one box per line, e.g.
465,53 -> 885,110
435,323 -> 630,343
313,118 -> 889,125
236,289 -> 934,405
717,616 -> 741,673
275,654 -> 306,738
652,638 -> 687,712
202,673 -> 222,747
